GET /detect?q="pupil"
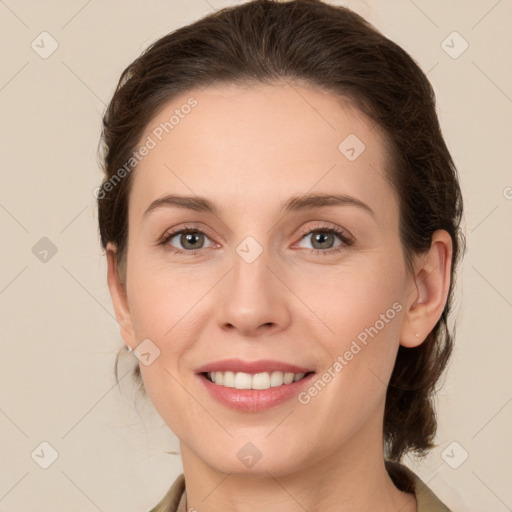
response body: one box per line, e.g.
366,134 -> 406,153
183,232 -> 202,249
314,232 -> 332,249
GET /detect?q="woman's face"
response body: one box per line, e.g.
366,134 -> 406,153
110,82 -> 422,475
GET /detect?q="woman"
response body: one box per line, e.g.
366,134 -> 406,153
96,1 -> 465,510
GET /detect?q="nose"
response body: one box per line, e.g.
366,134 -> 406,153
214,245 -> 292,338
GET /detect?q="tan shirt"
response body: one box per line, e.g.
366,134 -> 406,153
149,461 -> 452,512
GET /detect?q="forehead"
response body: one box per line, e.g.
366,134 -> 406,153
128,82 -> 396,224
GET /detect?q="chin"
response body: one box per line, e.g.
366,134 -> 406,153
190,436 -> 312,478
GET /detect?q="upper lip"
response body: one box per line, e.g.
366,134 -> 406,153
195,358 -> 314,375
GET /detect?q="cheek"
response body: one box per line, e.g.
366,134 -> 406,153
299,252 -> 406,401
124,254 -> 219,408
299,251 -> 405,347
127,263 -> 206,434
126,253 -> 210,341
293,284 -> 404,443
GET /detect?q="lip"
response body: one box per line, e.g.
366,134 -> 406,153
197,372 -> 316,412
195,358 -> 313,374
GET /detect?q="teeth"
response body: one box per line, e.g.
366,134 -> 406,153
206,371 -> 307,390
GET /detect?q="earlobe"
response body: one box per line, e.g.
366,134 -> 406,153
106,242 -> 136,349
399,230 -> 453,348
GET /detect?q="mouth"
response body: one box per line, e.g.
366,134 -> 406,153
195,359 -> 317,411
198,370 -> 316,411
200,370 -> 315,390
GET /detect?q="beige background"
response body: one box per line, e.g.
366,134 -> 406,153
1,0 -> 511,510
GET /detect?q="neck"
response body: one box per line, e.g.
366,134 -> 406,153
179,410 -> 417,512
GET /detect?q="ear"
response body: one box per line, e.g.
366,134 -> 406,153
106,242 -> 136,349
400,230 -> 453,348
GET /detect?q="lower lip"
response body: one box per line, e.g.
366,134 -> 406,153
197,372 -> 316,412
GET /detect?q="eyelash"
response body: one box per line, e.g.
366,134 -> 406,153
157,223 -> 354,256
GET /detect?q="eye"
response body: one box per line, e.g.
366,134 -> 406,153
158,223 -> 354,256
295,224 -> 354,254
159,225 -> 216,254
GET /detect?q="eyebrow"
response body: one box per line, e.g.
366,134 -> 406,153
143,192 -> 375,218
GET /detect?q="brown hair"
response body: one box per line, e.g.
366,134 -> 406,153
97,0 -> 465,472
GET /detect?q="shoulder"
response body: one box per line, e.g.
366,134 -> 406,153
385,460 -> 453,512
147,473 -> 186,512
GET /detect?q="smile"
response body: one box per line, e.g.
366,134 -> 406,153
204,370 -> 311,390
197,371 -> 315,411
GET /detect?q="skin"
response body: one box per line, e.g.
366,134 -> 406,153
106,81 -> 452,512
